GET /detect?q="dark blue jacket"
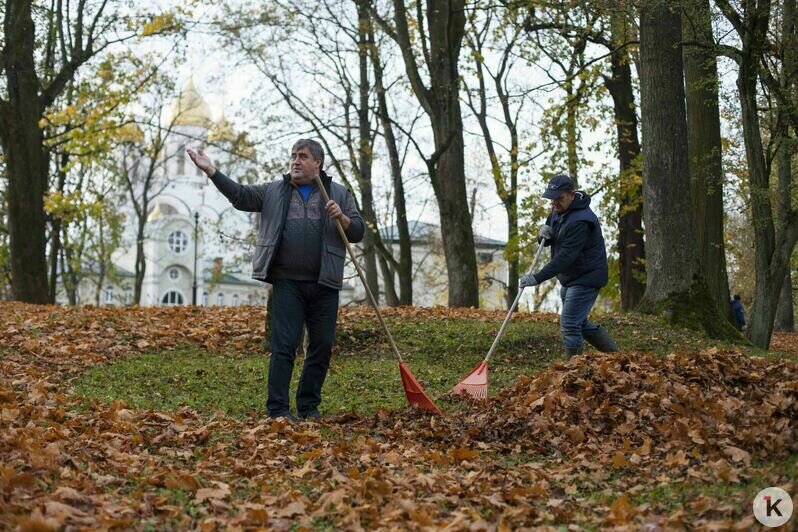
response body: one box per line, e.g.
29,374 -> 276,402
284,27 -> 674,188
533,191 -> 608,288
731,299 -> 746,329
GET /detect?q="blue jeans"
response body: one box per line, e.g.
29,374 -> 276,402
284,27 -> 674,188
560,285 -> 601,350
267,279 -> 339,417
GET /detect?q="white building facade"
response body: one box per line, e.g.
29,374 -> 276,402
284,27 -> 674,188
57,80 -> 269,307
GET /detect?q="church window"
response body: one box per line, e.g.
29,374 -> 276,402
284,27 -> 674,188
177,144 -> 186,175
161,291 -> 184,306
168,231 -> 188,254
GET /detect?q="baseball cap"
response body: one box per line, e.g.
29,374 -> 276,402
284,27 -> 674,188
542,174 -> 575,199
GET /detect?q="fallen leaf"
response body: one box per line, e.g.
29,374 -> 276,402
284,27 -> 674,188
195,487 -> 230,503
452,447 -> 478,461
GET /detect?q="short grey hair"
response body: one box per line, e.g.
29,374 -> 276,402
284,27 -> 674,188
292,138 -> 324,168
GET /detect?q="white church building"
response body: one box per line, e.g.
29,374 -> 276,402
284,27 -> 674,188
56,80 -> 269,307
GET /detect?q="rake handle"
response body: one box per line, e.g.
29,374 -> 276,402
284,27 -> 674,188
314,176 -> 404,364
483,236 -> 547,363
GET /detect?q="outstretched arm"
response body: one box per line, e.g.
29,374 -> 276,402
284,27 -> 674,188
187,148 -> 265,212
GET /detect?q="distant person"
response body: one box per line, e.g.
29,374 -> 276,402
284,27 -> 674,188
519,174 -> 618,359
188,139 -> 364,422
731,294 -> 746,331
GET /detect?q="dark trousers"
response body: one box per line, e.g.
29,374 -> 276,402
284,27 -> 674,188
266,279 -> 339,417
559,284 -> 601,350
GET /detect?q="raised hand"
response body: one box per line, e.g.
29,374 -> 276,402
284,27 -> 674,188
186,148 -> 216,177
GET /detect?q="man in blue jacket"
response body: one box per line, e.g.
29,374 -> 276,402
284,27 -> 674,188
519,174 -> 618,359
188,139 -> 364,421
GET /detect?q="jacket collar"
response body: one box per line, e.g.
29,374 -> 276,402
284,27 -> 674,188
282,171 -> 333,194
552,190 -> 591,223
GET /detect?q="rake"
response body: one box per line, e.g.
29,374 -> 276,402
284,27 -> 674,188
451,237 -> 547,400
315,176 -> 441,414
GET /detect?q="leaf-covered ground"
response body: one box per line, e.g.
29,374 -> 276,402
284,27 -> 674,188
1,303 -> 796,530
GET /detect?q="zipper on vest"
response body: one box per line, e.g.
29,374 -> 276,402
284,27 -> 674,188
302,189 -> 308,260
319,186 -> 329,284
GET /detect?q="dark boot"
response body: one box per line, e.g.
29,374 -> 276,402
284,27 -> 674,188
300,410 -> 322,422
583,326 -> 619,353
269,412 -> 302,423
564,345 -> 583,360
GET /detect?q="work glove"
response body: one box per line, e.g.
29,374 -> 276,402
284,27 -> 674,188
519,274 -> 538,289
538,224 -> 553,242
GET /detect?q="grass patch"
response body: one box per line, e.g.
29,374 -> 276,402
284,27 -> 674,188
76,318 -> 561,417
581,454 -> 798,514
631,454 -> 798,510
76,351 -> 269,417
75,313 -> 795,417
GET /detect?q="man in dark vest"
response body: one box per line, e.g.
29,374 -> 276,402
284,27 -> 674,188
188,139 -> 364,421
519,174 -> 618,359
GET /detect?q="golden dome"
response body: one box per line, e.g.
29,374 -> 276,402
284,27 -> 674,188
208,113 -> 237,143
169,79 -> 212,128
147,201 -> 179,221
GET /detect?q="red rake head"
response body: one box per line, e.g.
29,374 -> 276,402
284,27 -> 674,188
399,362 -> 442,415
450,361 -> 488,400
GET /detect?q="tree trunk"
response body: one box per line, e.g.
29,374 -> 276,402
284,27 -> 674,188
682,0 -> 732,321
134,217 -> 146,304
61,227 -> 79,306
605,16 -> 646,311
748,261 -> 789,348
388,0 -> 478,307
775,270 -> 794,331
433,130 -> 479,307
637,0 -> 736,338
774,0 -> 796,334
356,0 -> 380,304
0,0 -> 50,303
95,263 -> 105,306
736,1 -> 786,348
49,156 -> 68,303
428,2 -> 478,308
377,254 -> 399,306
369,26 -> 412,305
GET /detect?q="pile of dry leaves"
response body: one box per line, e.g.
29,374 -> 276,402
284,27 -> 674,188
1,303 -> 796,529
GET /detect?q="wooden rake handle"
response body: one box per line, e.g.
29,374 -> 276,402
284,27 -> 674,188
483,235 -> 547,364
314,176 -> 404,364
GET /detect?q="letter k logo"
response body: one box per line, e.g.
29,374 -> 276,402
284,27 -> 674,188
765,495 -> 783,517
754,487 -> 792,527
